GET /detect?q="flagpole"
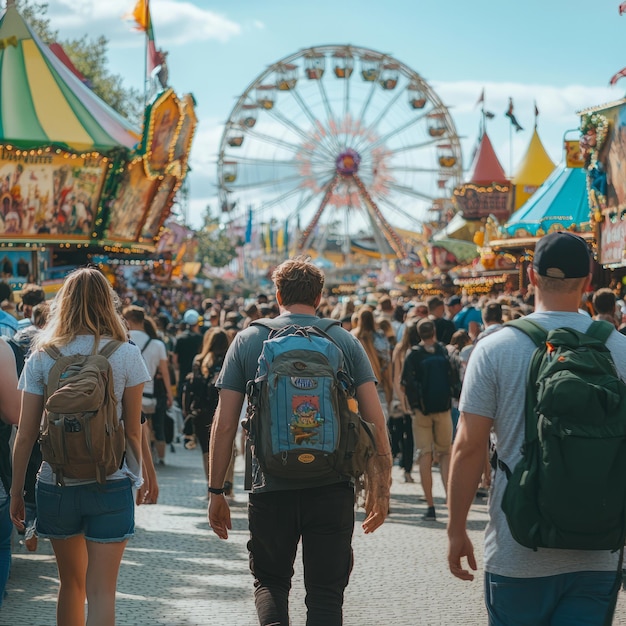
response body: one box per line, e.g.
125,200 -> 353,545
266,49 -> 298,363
509,122 -> 513,178
143,1 -> 149,105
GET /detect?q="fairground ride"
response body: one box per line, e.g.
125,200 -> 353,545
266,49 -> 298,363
217,44 -> 462,275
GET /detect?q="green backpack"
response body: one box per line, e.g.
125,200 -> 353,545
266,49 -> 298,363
500,318 -> 626,551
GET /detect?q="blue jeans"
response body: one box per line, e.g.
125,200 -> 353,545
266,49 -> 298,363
485,571 -> 620,626
0,494 -> 12,607
248,482 -> 355,626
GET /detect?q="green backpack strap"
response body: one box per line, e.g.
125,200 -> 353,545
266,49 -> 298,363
505,318 -> 548,347
501,319 -> 551,472
585,319 -> 615,344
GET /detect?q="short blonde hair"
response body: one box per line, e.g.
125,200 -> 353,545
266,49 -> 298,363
272,257 -> 324,307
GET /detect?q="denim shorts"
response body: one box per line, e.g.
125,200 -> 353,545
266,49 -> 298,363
36,478 -> 135,543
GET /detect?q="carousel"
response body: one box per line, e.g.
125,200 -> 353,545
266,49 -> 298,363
0,1 -> 196,293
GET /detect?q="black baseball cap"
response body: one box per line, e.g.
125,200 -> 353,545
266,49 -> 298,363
533,232 -> 591,279
446,295 -> 462,307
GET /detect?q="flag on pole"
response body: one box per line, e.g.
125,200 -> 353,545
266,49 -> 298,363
610,66 -> 626,85
126,0 -> 160,75
475,89 -> 485,108
505,98 -> 524,132
245,207 -> 253,244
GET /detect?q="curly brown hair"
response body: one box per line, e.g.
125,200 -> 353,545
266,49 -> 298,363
271,257 -> 324,307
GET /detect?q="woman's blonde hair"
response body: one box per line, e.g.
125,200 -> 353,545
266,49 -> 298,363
196,327 -> 231,378
33,266 -> 127,350
352,308 -> 382,380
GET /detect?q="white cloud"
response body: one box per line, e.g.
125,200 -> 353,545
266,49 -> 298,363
45,0 -> 241,47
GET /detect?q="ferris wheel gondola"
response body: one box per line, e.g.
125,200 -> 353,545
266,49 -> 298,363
217,44 -> 463,262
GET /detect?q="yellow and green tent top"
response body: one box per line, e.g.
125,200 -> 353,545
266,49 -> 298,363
511,128 -> 556,210
0,3 -> 140,153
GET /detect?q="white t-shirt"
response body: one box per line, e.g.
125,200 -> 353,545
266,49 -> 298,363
460,311 -> 626,578
129,329 -> 167,397
19,335 -> 151,487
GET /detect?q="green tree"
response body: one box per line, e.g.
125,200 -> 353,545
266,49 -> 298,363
17,0 -> 143,124
196,207 -> 239,269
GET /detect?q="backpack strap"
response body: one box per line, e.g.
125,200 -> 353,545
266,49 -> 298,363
252,316 -> 340,331
140,338 -> 153,354
505,318 -> 548,347
585,319 -> 615,344
98,340 -> 123,359
44,346 -> 62,361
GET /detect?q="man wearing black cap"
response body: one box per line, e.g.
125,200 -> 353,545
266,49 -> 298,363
447,232 -> 626,624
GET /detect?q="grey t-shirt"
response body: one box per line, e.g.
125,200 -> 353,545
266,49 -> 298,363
217,314 -> 376,492
460,311 -> 626,578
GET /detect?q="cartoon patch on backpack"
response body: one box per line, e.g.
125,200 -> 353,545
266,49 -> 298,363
291,396 -> 323,446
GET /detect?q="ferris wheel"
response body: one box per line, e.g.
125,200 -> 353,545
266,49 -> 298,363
217,44 -> 463,260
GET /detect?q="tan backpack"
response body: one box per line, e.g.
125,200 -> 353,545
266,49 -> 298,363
40,341 -> 125,484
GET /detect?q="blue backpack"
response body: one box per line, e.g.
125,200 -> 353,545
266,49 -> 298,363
245,318 -> 375,481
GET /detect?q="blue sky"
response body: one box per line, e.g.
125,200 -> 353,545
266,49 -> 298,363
41,0 -> 626,230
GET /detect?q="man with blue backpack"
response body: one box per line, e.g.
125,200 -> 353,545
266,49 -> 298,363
208,257 -> 392,626
447,231 -> 626,625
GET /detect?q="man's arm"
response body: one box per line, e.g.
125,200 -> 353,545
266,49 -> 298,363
447,411 -> 492,581
208,388 -> 244,539
355,380 -> 392,534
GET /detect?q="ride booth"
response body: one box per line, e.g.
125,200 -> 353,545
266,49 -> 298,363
0,3 -> 196,295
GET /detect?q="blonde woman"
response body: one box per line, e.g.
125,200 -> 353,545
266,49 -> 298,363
352,308 -> 393,416
391,320 -> 419,482
10,267 -> 150,626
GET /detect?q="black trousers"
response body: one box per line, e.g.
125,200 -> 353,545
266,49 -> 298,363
388,414 -> 414,473
248,482 -> 355,626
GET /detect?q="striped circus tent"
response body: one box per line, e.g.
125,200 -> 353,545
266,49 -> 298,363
0,2 -> 140,153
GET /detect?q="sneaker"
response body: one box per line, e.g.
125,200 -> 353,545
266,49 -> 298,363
170,443 -> 176,453
158,459 -> 165,466
422,506 -> 436,521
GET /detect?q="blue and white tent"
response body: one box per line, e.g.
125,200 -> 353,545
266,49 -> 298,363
503,165 -> 590,238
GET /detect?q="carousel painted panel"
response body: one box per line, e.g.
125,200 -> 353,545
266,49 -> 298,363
0,148 -> 107,239
143,88 -> 182,177
581,101 -> 626,266
139,175 -> 177,241
105,160 -> 157,242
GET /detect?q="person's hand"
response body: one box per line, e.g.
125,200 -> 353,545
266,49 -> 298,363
361,452 -> 392,534
208,494 -> 232,539
448,530 -> 477,581
9,492 -> 25,532
137,472 -> 159,505
166,395 -> 173,409
362,494 -> 388,534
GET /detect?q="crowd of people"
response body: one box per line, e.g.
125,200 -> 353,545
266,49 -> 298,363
0,236 -> 625,624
